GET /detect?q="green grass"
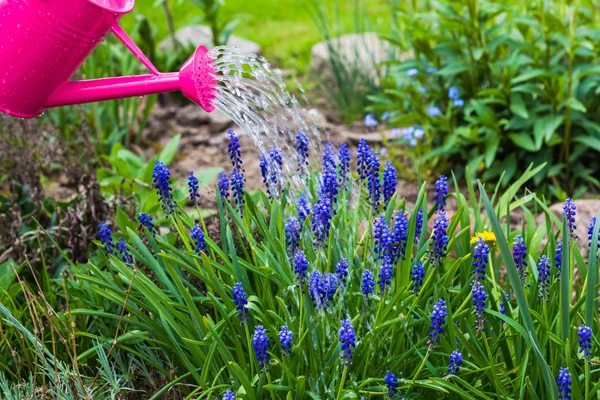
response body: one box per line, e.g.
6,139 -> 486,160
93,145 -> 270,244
120,0 -> 391,73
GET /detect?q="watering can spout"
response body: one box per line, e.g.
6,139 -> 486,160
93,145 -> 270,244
44,46 -> 218,113
0,0 -> 217,118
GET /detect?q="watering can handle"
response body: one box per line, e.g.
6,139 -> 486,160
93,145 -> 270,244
111,23 -> 160,75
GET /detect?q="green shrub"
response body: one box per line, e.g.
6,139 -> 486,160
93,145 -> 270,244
370,0 -> 600,199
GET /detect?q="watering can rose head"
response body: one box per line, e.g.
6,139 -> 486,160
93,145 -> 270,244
0,0 -> 217,118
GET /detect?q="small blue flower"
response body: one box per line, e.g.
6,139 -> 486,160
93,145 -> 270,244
190,224 -> 207,255
364,114 -> 378,128
373,215 -> 391,261
406,68 -> 419,77
429,298 -> 447,349
152,160 -> 175,215
378,256 -> 393,293
253,325 -> 270,370
311,197 -> 332,245
447,349 -> 463,375
296,130 -> 310,172
381,111 -> 392,121
367,150 -> 381,212
339,318 -> 356,363
217,171 -> 230,202
117,238 -> 133,264
512,235 -> 528,284
383,161 -> 397,206
427,106 -> 442,117
320,142 -> 339,205
537,255 -> 551,301
426,67 -> 438,74
336,258 -> 349,286
227,128 -> 243,171
563,199 -> 577,239
435,175 -> 448,211
230,169 -> 246,214
362,269 -> 375,299
309,271 -> 328,309
324,273 -> 338,302
390,211 -> 408,263
298,193 -> 311,226
294,250 -> 309,287
260,147 -> 283,199
472,236 -> 490,283
384,371 -> 398,396
222,390 -> 236,400
233,282 -> 249,323
415,208 -> 424,244
411,261 -> 425,295
472,281 -> 487,333
285,217 -> 301,255
279,325 -> 293,356
98,222 -> 115,255
555,241 -> 563,278
357,139 -> 371,182
429,211 -> 449,267
589,217 -> 599,252
454,98 -> 464,108
188,171 -> 200,205
338,143 -> 351,186
448,86 -> 460,100
577,325 -> 592,361
137,213 -> 155,235
499,290 -> 509,322
557,367 -> 572,400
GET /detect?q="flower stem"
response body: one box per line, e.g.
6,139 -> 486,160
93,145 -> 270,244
336,364 -> 349,400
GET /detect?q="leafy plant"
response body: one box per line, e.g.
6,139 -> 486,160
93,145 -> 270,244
370,0 -> 600,199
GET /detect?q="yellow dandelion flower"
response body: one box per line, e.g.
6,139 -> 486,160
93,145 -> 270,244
470,231 -> 496,245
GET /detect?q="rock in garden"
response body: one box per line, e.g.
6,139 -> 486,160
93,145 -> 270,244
175,104 -> 232,132
158,25 -> 261,55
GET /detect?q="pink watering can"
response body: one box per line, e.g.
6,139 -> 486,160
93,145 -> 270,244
0,0 -> 217,118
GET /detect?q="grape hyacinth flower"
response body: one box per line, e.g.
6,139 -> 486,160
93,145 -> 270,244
537,255 -> 551,301
429,299 -> 447,349
589,217 -> 599,252
366,150 -> 381,212
411,261 -> 425,295
434,175 -> 448,211
429,211 -> 449,267
499,290 -> 509,322
285,217 -> 301,255
472,236 -> 490,283
382,161 -> 397,206
339,318 -> 356,363
390,211 -> 408,263
357,139 -> 370,182
426,67 -> 437,74
152,160 -> 175,215
447,350 -> 463,375
222,390 -> 236,400
117,238 -> 133,264
427,106 -> 442,117
557,367 -> 572,400
312,197 -> 332,244
454,98 -> 464,108
298,193 -> 311,226
190,224 -> 207,255
233,282 -> 249,323
448,86 -> 460,100
364,114 -> 378,130
336,258 -> 349,286
260,146 -> 283,199
415,208 -> 424,244
577,325 -> 592,361
296,130 -> 309,172
563,198 -> 577,239
324,273 -> 338,302
227,128 -> 243,171
230,169 -> 245,214
320,142 -> 339,205
555,241 -> 563,278
378,257 -> 393,293
472,281 -> 487,333
217,171 -> 230,202
309,271 -> 328,309
373,215 -> 391,261
188,171 -> 200,205
98,221 -> 115,255
406,68 -> 418,77
252,325 -> 269,370
381,111 -> 392,121
362,269 -> 375,299
279,325 -> 293,356
294,250 -> 309,287
384,371 -> 398,396
137,212 -> 155,235
512,235 -> 528,284
338,143 -> 351,186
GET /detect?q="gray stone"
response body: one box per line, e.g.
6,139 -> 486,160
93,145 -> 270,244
175,104 -> 232,132
159,25 -> 261,55
310,33 -> 412,84
340,129 -> 399,145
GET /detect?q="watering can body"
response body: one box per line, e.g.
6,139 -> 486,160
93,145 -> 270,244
0,0 -> 216,118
